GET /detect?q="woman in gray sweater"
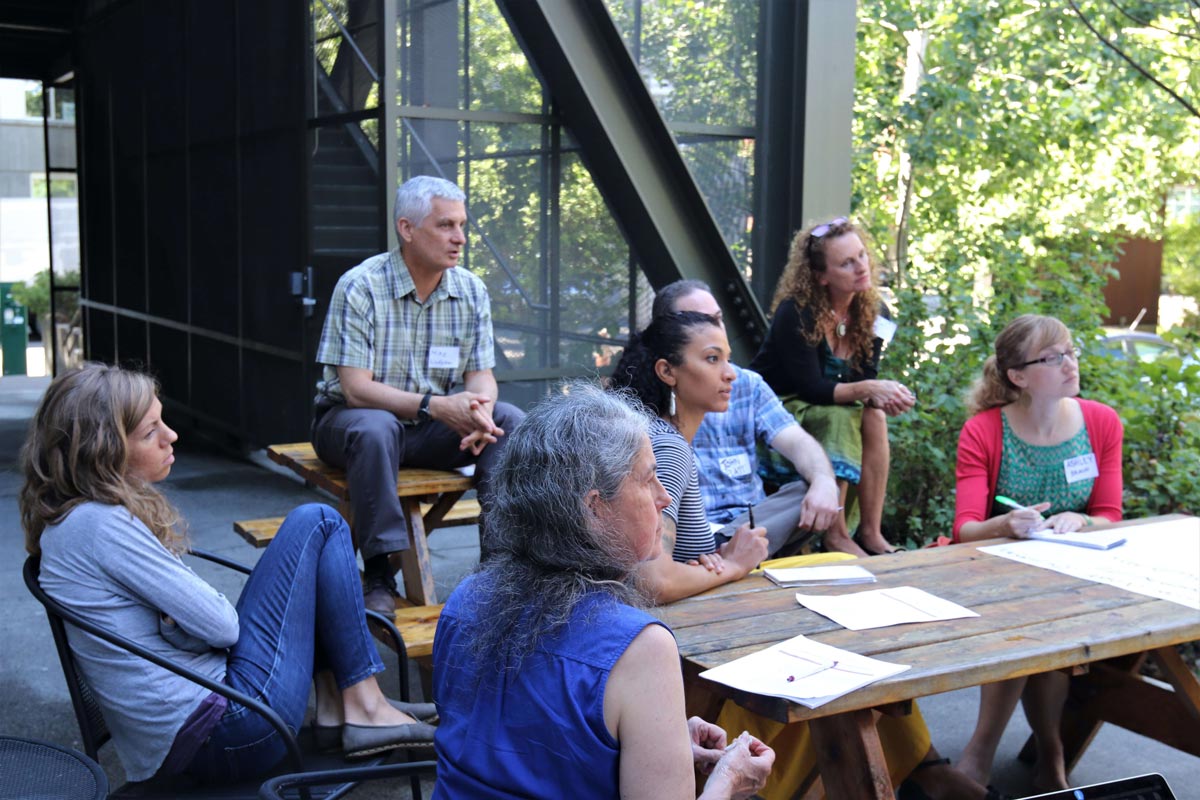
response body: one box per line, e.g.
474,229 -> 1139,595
21,363 -> 435,784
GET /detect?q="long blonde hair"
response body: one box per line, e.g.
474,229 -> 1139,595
965,314 -> 1072,416
770,218 -> 881,367
20,363 -> 187,556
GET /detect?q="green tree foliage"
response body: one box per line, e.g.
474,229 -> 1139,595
852,1 -> 1200,543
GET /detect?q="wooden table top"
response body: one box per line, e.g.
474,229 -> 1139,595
650,515 -> 1200,725
266,442 -> 475,498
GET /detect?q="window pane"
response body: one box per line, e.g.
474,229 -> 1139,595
468,1 -> 544,113
313,0 -> 381,113
677,136 -> 754,275
605,0 -> 758,128
559,155 -> 633,370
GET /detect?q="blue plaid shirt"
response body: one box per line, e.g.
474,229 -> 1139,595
693,365 -> 794,524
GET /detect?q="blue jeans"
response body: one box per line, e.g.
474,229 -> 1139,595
187,503 -> 385,783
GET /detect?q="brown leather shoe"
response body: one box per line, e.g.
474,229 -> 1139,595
362,576 -> 399,617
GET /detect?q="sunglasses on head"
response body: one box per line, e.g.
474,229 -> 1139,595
810,217 -> 849,240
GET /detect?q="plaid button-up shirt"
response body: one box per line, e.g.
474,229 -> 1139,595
315,249 -> 495,413
693,364 -> 794,524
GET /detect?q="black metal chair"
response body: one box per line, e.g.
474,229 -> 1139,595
24,549 -> 430,800
0,735 -> 109,800
258,760 -> 437,800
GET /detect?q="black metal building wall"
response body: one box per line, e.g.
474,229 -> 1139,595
77,0 -> 311,446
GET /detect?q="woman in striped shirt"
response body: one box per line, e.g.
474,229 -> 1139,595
609,310 -> 769,603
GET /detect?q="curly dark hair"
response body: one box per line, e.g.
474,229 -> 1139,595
770,218 -> 882,368
608,310 -> 722,415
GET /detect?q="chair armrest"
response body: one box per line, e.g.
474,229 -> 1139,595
188,547 -> 253,576
258,760 -> 436,800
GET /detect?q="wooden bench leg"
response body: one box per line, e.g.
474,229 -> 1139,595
810,709 -> 892,800
395,497 -> 437,606
1018,651 -> 1200,770
421,490 -> 466,531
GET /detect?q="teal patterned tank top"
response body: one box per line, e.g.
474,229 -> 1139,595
819,341 -> 850,382
994,411 -> 1095,517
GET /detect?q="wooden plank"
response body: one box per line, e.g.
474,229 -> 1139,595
1150,645 -> 1200,726
233,499 -> 481,549
809,709 -> 892,800
691,596 -> 1200,724
367,601 -> 442,661
667,573 -> 1144,664
233,517 -> 283,548
1066,660 -> 1200,760
396,498 -> 437,605
391,603 -> 442,660
267,442 -> 475,498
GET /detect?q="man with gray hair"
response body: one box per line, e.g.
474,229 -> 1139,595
313,175 -> 524,614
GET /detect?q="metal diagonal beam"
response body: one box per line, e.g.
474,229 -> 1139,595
495,0 -> 766,359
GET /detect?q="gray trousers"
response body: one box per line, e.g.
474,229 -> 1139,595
714,479 -> 813,556
311,402 -> 524,561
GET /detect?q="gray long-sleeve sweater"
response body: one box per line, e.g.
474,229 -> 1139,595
39,502 -> 238,781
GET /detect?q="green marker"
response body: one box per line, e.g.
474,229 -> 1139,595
994,495 -> 1026,511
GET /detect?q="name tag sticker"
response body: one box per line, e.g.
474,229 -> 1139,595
873,316 -> 898,345
428,345 -> 460,370
1063,453 -> 1099,483
718,453 -> 753,479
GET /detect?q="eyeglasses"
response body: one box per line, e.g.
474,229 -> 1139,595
810,217 -> 849,240
1018,346 -> 1081,368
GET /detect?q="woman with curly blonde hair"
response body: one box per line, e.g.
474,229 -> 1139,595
21,363 -> 435,785
751,217 -> 915,556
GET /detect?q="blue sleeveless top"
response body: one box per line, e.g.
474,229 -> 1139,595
432,573 -> 668,800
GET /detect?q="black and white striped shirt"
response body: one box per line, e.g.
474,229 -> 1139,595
649,417 -> 717,563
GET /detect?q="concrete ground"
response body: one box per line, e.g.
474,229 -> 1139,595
2,374 -> 1196,798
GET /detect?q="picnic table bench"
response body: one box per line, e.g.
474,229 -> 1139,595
241,442 -> 478,607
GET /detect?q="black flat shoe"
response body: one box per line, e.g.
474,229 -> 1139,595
343,720 -> 437,759
313,699 -> 439,753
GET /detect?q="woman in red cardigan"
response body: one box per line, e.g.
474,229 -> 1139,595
953,314 -> 1123,794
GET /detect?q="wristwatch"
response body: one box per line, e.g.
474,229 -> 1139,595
417,392 -> 433,422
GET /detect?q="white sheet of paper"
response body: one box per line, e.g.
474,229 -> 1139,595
794,586 -> 979,631
873,315 -> 898,345
699,634 -> 910,709
981,517 -> 1200,610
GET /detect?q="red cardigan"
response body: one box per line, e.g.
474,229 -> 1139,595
952,398 -> 1124,542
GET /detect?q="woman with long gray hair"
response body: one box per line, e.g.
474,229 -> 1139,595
431,384 -> 774,800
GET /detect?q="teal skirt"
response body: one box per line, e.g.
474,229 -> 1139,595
759,396 -> 864,487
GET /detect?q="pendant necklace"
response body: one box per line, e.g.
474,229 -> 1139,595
834,312 -> 848,338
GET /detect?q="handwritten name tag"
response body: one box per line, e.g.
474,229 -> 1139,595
873,316 -> 897,345
428,345 -> 460,370
718,453 -> 753,479
1063,453 -> 1099,484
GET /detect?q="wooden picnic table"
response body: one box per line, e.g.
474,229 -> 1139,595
265,442 -> 476,606
650,515 -> 1200,799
